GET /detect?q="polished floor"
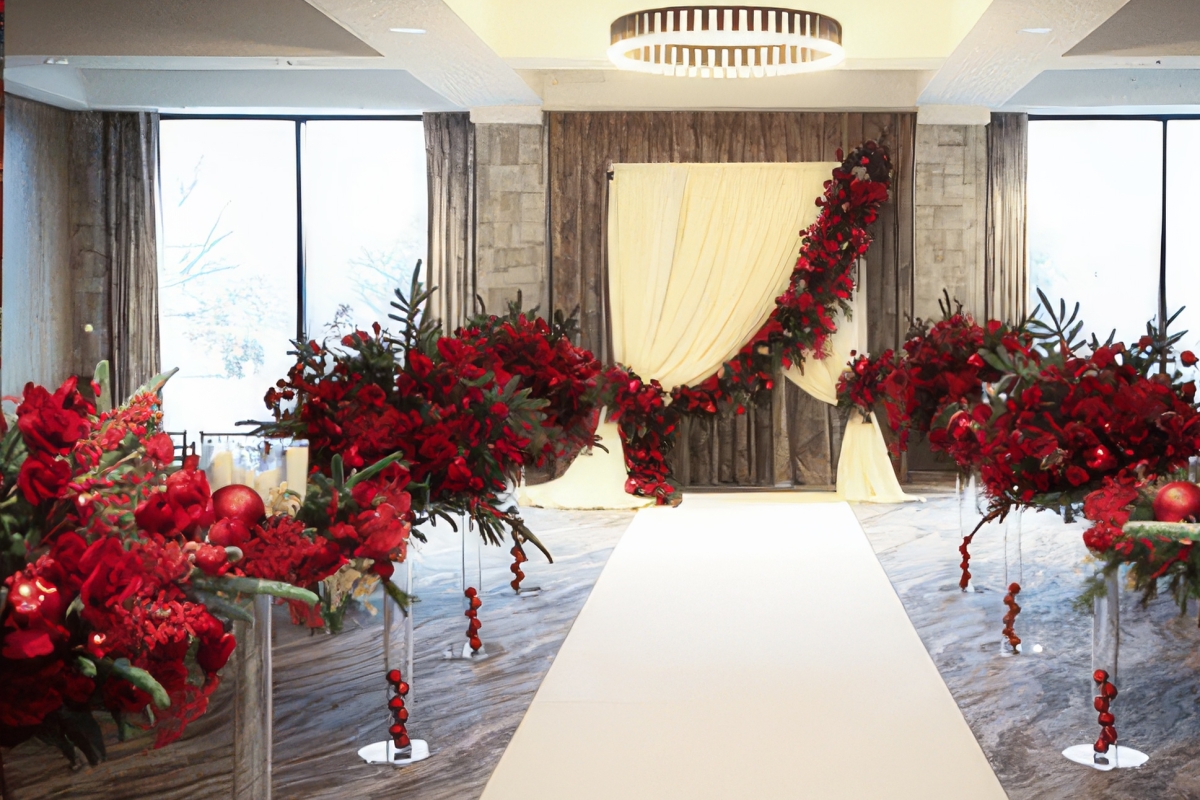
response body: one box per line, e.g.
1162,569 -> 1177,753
8,495 -> 1200,799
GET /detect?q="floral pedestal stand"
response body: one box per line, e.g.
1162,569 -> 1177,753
358,558 -> 431,766
233,595 -> 273,800
1062,570 -> 1149,770
1000,509 -> 1023,657
444,515 -> 490,661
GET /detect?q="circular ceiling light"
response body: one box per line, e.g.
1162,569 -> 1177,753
608,6 -> 844,78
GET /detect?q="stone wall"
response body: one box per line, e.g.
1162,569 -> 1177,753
474,123 -> 549,317
913,124 -> 988,322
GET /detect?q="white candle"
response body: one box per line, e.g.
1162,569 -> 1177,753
286,446 -> 309,502
209,451 -> 233,491
255,468 -> 282,503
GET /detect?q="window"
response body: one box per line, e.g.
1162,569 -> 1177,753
1028,117 -> 1200,352
158,117 -> 427,433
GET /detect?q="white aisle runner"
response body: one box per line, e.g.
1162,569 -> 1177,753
481,500 -> 1005,799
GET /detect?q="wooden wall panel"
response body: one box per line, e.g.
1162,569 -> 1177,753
548,111 -> 915,487
2,95 -> 73,396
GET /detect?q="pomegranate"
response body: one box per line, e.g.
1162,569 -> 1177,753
211,484 -> 266,526
1152,481 -> 1200,522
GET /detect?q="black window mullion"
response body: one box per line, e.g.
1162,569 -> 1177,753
1160,120 -> 1169,353
296,120 -> 307,343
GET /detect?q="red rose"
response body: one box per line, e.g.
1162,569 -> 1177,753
352,504 -> 410,563
78,537 -> 144,610
442,456 -> 474,492
17,453 -> 72,504
145,432 -> 176,465
16,378 -> 93,454
165,457 -> 214,535
196,631 -> 237,673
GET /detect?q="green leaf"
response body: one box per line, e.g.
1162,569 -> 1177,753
381,576 -> 413,613
111,658 -> 171,710
332,455 -> 345,491
191,574 -> 320,605
344,451 -> 406,490
76,656 -> 97,678
131,367 -> 180,402
186,589 -> 255,623
92,361 -> 113,414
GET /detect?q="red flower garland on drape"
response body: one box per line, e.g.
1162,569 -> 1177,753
607,141 -> 893,503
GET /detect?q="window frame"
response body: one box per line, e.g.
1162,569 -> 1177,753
160,113 -> 424,342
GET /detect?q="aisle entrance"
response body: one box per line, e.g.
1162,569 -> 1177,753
481,497 -> 1005,800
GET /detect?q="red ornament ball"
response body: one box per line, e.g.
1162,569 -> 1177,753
464,587 -> 477,598
1153,481 -> 1200,523
469,596 -> 482,610
389,696 -> 405,710
1092,669 -> 1108,684
389,723 -> 405,737
395,707 -> 409,722
397,681 -> 409,696
386,669 -> 403,685
1094,697 -> 1110,712
211,484 -> 266,525
1094,739 -> 1109,754
469,636 -> 482,651
1098,712 -> 1115,726
1101,682 -> 1119,699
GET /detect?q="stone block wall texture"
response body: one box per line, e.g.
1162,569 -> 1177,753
913,124 -> 988,323
474,123 -> 549,317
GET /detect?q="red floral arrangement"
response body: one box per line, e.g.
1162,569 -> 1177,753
455,296 -> 605,466
0,366 -> 317,767
935,296 -> 1200,537
609,141 -> 893,500
259,265 -> 555,561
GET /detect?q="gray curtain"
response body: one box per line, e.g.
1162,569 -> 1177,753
985,113 -> 1028,324
106,112 -> 161,403
424,112 -> 476,331
67,110 -> 161,403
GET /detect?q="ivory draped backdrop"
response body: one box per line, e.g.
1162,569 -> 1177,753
782,264 -> 919,503
523,162 -> 832,510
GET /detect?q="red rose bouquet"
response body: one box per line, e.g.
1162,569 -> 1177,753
0,366 -> 317,768
259,265 -> 554,564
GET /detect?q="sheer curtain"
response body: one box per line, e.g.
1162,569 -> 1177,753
522,162 -> 833,510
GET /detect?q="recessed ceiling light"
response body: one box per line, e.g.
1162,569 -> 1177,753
389,27 -> 426,34
1019,27 -> 1052,34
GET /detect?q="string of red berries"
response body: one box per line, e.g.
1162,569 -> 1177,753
385,668 -> 411,750
1092,669 -> 1119,756
1001,582 -> 1022,651
510,543 -> 528,592
958,533 -> 974,591
464,587 -> 483,653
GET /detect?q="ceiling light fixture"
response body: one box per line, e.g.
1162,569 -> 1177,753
389,27 -> 426,34
608,6 -> 843,78
1018,27 -> 1052,34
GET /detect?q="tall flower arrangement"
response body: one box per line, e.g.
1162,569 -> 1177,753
0,366 -> 318,767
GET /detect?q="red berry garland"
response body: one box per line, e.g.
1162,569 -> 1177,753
1001,582 -> 1022,651
958,532 -> 974,591
385,668 -> 411,750
1092,669 -> 1120,755
510,543 -> 528,592
464,587 -> 483,653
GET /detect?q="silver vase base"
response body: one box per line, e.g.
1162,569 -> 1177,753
1063,744 -> 1149,771
442,642 -> 490,661
359,739 -> 431,766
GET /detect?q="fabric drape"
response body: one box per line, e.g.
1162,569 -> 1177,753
424,112 -> 476,331
781,263 -> 919,503
985,113 -> 1028,324
522,162 -> 832,511
609,162 -> 836,389
106,112 -> 162,403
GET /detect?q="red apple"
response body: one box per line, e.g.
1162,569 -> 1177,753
1152,481 -> 1200,523
211,484 -> 266,526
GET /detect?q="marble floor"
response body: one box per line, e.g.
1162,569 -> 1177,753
6,494 -> 1200,798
